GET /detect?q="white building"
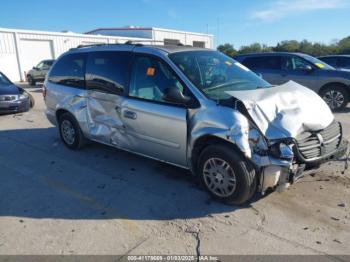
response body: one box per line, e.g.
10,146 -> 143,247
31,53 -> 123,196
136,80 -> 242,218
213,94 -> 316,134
86,27 -> 213,49
1,26 -> 213,82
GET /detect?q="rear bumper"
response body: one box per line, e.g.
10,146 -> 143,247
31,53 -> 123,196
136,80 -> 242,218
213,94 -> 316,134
0,99 -> 30,114
45,108 -> 57,126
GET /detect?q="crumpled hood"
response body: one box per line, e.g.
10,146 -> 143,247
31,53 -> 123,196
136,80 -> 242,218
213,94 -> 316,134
226,81 -> 334,140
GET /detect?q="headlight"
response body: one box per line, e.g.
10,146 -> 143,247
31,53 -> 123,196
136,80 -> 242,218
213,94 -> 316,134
270,142 -> 294,160
18,93 -> 29,100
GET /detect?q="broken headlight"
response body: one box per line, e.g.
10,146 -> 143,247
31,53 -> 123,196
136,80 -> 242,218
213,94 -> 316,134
270,142 -> 294,160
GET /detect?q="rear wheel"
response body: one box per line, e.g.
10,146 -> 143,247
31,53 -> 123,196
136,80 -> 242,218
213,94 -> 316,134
58,113 -> 86,150
320,85 -> 349,110
197,144 -> 257,205
27,75 -> 36,86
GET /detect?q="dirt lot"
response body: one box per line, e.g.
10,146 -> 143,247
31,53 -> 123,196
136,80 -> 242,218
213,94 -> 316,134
0,84 -> 349,258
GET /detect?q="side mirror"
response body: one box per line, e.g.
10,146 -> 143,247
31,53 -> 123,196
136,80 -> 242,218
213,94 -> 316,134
162,87 -> 192,106
304,65 -> 313,72
32,66 -> 37,70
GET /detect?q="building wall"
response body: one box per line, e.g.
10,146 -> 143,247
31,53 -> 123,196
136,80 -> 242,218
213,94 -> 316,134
152,29 -> 213,48
0,28 -> 149,82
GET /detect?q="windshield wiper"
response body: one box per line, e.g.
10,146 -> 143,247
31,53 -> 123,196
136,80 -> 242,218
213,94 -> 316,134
204,80 -> 248,92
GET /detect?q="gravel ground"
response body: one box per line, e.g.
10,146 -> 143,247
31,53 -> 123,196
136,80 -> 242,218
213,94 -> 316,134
0,84 -> 349,258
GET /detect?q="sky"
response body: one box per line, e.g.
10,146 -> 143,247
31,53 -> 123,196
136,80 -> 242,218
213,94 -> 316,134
1,0 -> 350,48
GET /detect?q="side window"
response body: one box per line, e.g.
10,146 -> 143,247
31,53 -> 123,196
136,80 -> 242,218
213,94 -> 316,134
129,56 -> 185,103
43,60 -> 53,68
282,56 -> 310,71
320,57 -> 337,66
242,56 -> 281,70
86,51 -> 132,94
36,62 -> 44,69
48,53 -> 86,88
338,57 -> 350,69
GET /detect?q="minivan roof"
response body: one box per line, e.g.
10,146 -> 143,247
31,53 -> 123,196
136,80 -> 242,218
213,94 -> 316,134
69,43 -> 209,54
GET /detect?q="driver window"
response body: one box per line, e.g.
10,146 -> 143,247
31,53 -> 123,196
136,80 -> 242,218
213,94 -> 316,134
36,62 -> 44,69
282,56 -> 310,71
129,56 -> 184,103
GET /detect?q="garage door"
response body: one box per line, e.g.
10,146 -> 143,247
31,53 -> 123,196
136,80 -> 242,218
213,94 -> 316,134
20,39 -> 54,76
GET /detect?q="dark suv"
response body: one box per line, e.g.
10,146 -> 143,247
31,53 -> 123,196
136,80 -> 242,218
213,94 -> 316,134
234,52 -> 350,110
27,59 -> 55,86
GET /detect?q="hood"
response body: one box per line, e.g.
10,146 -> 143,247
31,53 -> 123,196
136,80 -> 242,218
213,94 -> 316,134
226,81 -> 334,140
0,84 -> 21,95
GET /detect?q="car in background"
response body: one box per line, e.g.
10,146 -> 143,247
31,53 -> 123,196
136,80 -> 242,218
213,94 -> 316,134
318,55 -> 350,71
234,52 -> 350,110
0,72 -> 33,114
27,59 -> 55,86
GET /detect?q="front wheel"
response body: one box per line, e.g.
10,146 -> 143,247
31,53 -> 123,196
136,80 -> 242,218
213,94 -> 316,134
197,144 -> 257,205
58,113 -> 86,150
320,85 -> 349,110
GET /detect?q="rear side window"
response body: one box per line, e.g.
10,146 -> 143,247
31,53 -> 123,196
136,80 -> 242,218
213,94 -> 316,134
319,57 -> 337,66
338,57 -> 350,68
86,51 -> 132,94
242,56 -> 281,70
48,53 -> 86,88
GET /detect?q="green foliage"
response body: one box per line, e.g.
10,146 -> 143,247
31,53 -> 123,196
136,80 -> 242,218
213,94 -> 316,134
217,36 -> 350,57
217,43 -> 237,57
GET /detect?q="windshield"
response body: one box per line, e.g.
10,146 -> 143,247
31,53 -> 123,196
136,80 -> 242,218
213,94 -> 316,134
300,54 -> 335,70
169,51 -> 270,100
0,73 -> 11,86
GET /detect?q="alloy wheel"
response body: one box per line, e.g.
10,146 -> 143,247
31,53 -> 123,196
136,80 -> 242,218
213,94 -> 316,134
203,157 -> 237,197
61,119 -> 76,145
323,90 -> 345,109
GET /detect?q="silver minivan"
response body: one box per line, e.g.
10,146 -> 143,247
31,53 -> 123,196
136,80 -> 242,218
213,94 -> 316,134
44,44 -> 348,204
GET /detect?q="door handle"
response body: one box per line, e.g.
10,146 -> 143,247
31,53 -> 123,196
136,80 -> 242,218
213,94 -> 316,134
123,110 -> 137,120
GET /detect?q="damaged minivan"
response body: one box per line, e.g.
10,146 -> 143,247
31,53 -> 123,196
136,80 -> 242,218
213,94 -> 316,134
44,44 -> 349,204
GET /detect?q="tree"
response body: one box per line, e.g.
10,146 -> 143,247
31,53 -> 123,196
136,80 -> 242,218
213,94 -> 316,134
239,43 -> 263,54
217,43 -> 237,57
217,35 -> 350,57
338,36 -> 350,54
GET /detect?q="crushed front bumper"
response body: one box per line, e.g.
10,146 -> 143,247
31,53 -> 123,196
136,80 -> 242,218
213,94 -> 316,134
259,138 -> 349,194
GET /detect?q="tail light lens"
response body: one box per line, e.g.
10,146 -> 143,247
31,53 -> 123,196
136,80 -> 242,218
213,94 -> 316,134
42,85 -> 47,99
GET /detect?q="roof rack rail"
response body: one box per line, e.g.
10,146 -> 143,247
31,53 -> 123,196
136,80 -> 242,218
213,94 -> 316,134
76,43 -> 110,48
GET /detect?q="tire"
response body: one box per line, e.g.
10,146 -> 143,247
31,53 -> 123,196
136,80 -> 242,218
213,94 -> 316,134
197,144 -> 257,205
320,85 -> 349,110
27,75 -> 36,86
58,113 -> 86,150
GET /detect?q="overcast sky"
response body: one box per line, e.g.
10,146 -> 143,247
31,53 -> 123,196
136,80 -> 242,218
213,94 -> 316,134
1,0 -> 350,48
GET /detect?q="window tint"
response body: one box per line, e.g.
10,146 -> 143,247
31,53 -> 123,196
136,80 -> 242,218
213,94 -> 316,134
86,51 -> 132,94
319,57 -> 337,66
338,57 -> 350,68
36,62 -> 44,69
129,56 -> 185,103
44,60 -> 54,67
241,56 -> 281,70
48,53 -> 85,88
282,56 -> 311,70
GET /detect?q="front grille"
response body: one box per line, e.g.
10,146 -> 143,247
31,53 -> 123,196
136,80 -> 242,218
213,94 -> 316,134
295,121 -> 342,162
0,95 -> 16,101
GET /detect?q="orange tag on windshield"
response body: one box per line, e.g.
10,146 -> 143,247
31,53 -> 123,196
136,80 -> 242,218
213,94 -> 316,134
146,67 -> 155,76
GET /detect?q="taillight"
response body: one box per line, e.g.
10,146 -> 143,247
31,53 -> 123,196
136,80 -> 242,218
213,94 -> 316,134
42,85 -> 47,99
